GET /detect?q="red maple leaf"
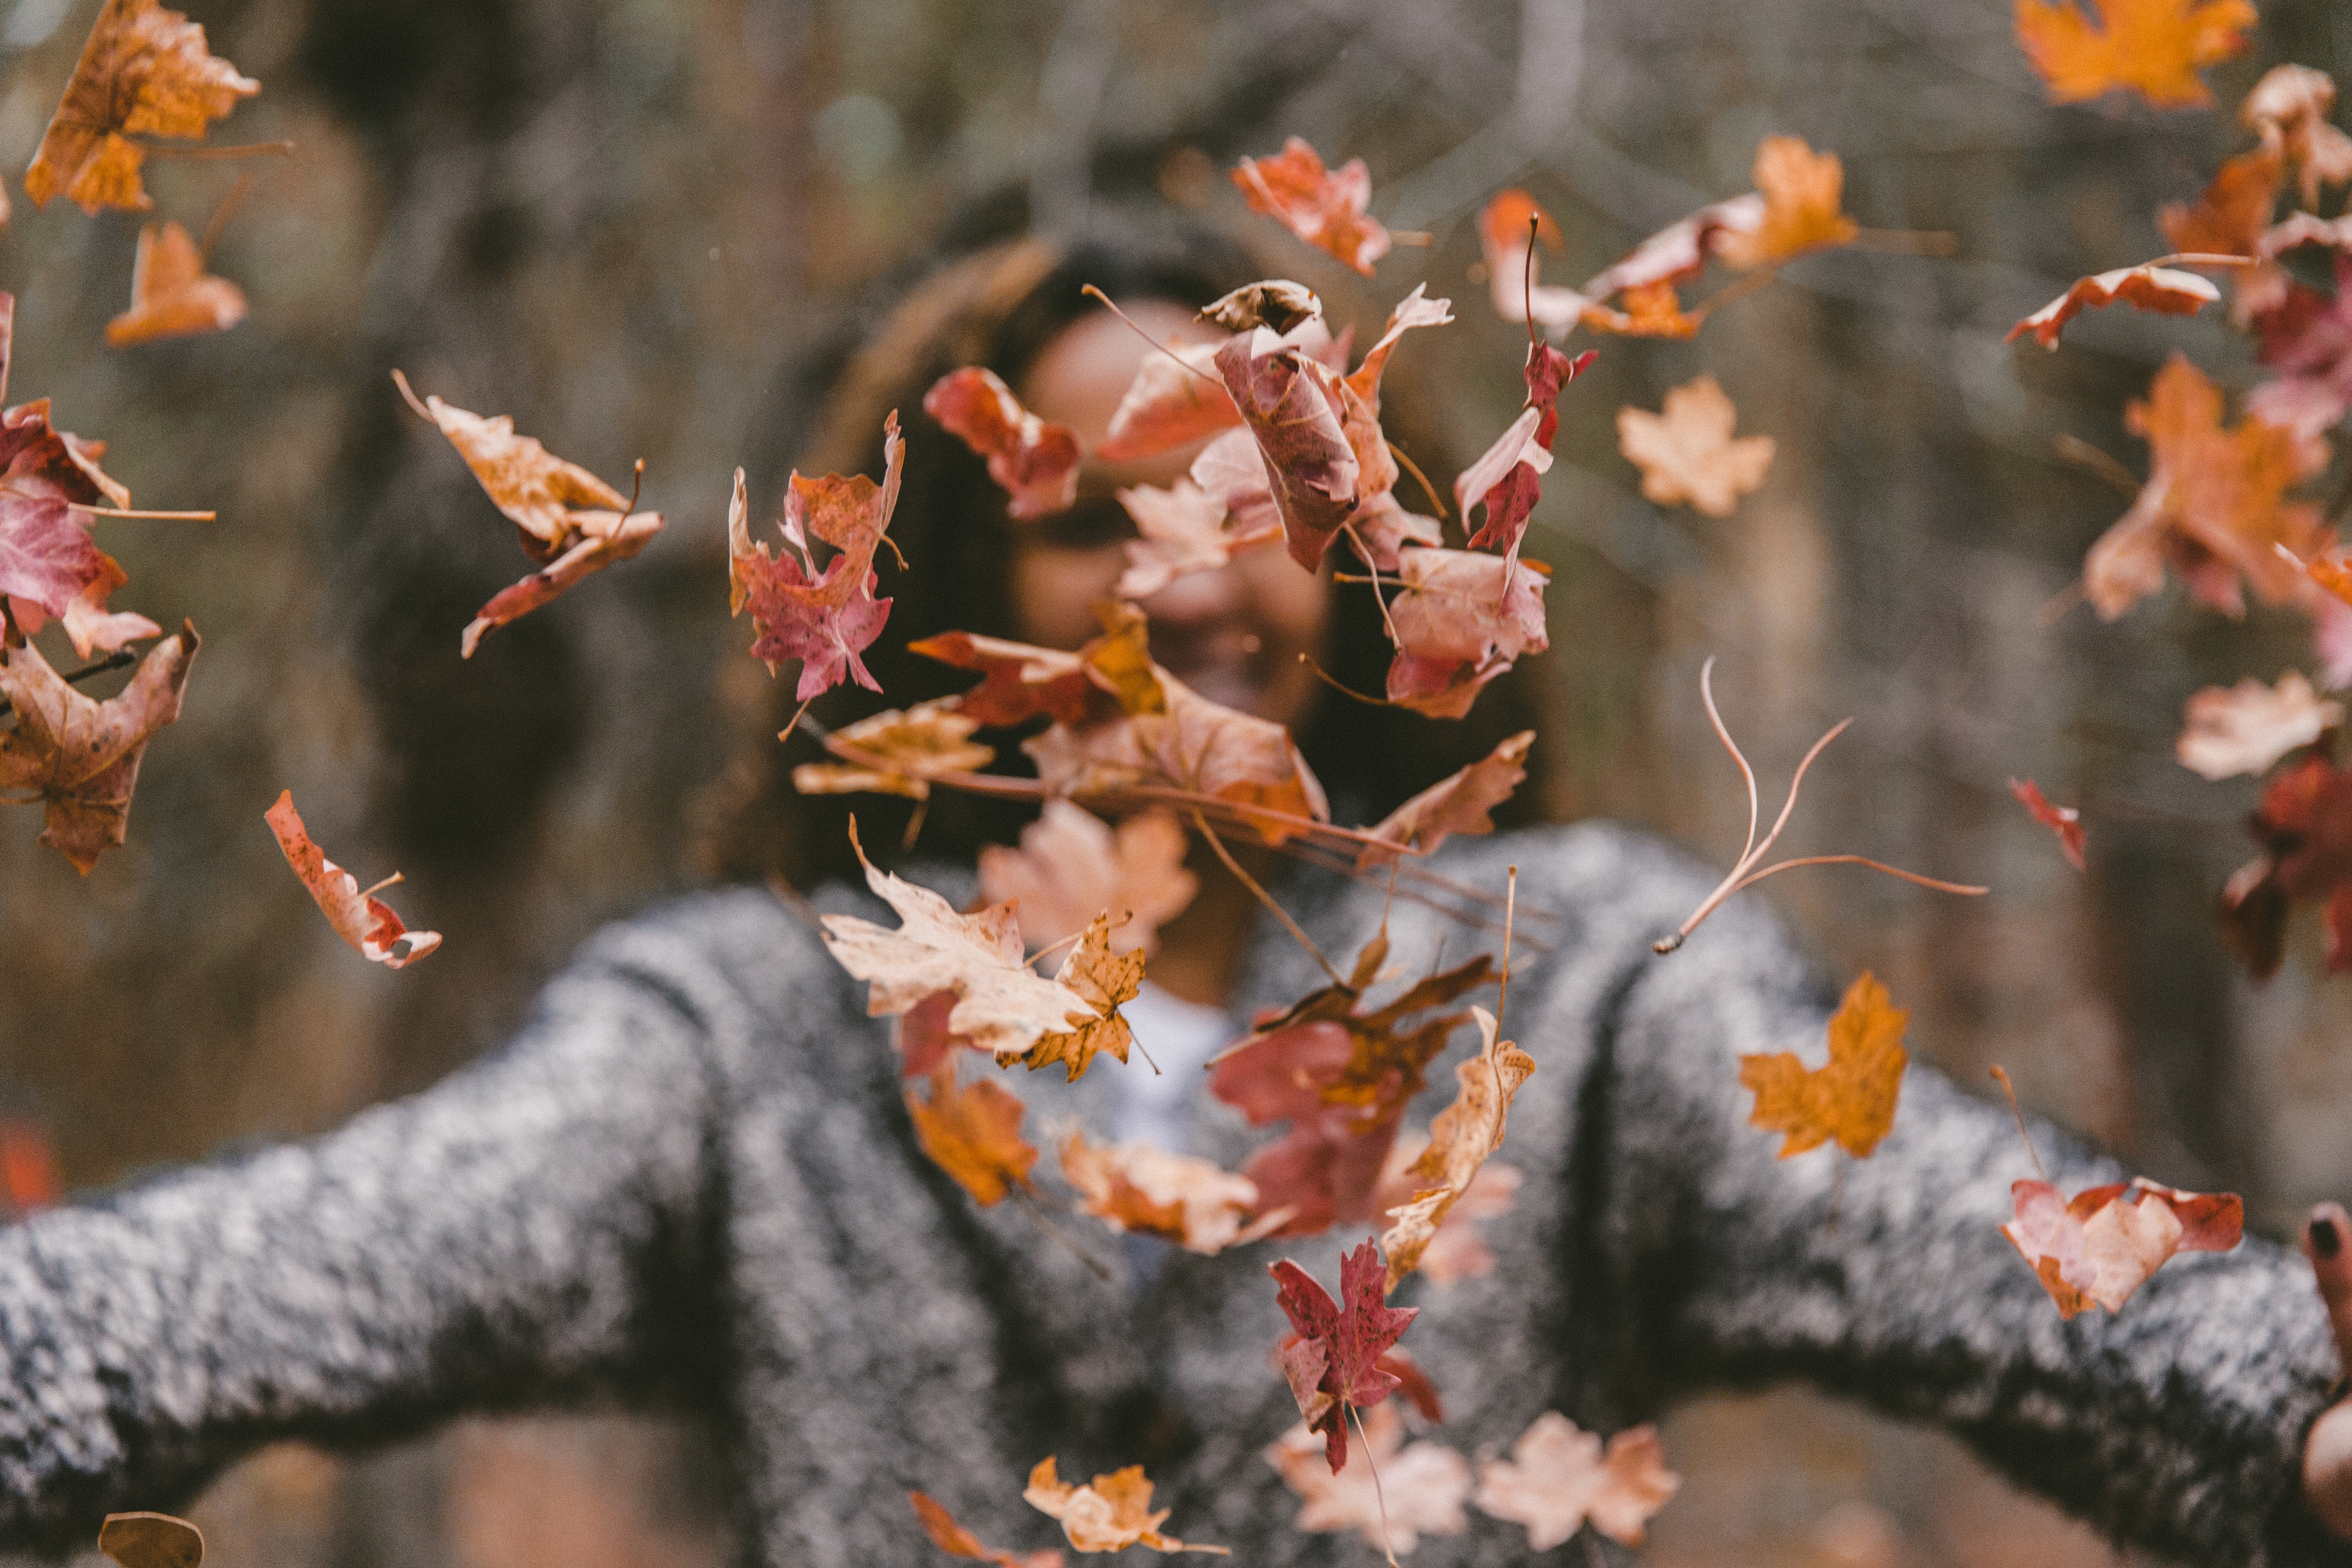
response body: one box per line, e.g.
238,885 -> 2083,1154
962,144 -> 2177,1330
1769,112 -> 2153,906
728,415 -> 904,702
1455,342 -> 1596,564
922,367 -> 1082,520
2009,777 -> 2087,870
2220,751 -> 2352,977
1268,1241 -> 1419,1473
1231,138 -> 1391,276
1212,323 -> 1359,571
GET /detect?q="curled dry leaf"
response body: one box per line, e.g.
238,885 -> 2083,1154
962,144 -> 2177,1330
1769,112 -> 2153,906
2244,65 -> 2352,207
1384,548 -> 1550,721
1739,971 -> 1907,1159
1213,321 -> 1359,570
1455,342 -> 1595,563
1374,1132 -> 1520,1286
1098,339 -> 1236,463
1380,1005 -> 1535,1290
1712,136 -> 1860,270
1058,1131 -> 1264,1254
1268,1240 -> 1419,1473
909,631 -> 1093,728
2013,0 -> 2256,109
2178,672 -> 2342,780
1473,1412 -> 1681,1550
908,1492 -> 1064,1568
1615,374 -> 1776,517
2007,264 -> 2220,350
1231,138 -> 1390,277
0,394 -> 152,660
264,791 -> 441,969
1356,731 -> 1533,869
1334,285 -> 1452,509
1114,477 -> 1278,601
395,372 -> 664,658
2217,753 -> 2352,977
728,428 -> 903,699
791,700 -> 994,801
1200,281 -> 1324,336
1023,1459 -> 1227,1556
906,1064 -> 1037,1207
923,367 -> 1082,520
2003,1177 -> 2243,1317
25,0 -> 257,214
819,823 -> 1099,1062
1264,1402 -> 1470,1554
98,1512 -> 203,1568
0,620 -> 195,873
1018,916 -> 1145,1081
105,221 -> 247,348
1186,428 -> 1283,546
977,800 -> 1198,956
2080,355 -> 2331,623
1209,932 -> 1494,1236
2009,777 -> 2088,871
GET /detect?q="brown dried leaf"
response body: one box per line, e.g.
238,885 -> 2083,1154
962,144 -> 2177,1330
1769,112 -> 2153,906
25,0 -> 257,214
98,1514 -> 203,1568
0,619 -> 195,873
1474,1413 -> 1680,1550
1020,915 -> 1145,1081
906,1065 -> 1037,1207
264,791 -> 440,969
104,221 -> 246,347
1384,549 -> 1550,720
1024,1460 -> 1227,1555
792,700 -> 994,801
1230,138 -> 1390,276
1059,1131 -> 1263,1254
924,367 -> 1082,520
1379,1005 -> 1535,1289
1356,731 -> 1533,869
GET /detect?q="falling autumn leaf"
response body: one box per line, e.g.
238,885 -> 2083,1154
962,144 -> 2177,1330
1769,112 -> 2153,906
1615,374 -> 1777,517
98,1512 -> 203,1568
1712,136 -> 1860,270
2243,65 -> 2352,207
909,630 -> 1095,728
1212,319 -> 1359,570
1114,477 -> 1279,601
1344,491 -> 1442,572
909,1493 -> 1064,1568
1098,339 -> 1238,463
1231,138 -> 1391,276
2010,778 -> 2088,871
264,790 -> 441,969
2177,672 -> 2342,780
2217,753 -> 2352,976
1739,971 -> 1908,1159
0,390 -> 152,660
791,700 -> 995,800
1455,342 -> 1596,563
1023,1460 -> 1226,1556
1059,1131 -> 1268,1254
1477,189 -> 1596,335
977,800 -> 1198,956
2003,1177 -> 2243,1317
906,1064 -> 1037,1207
2013,0 -> 2256,109
1269,1240 -> 1419,1473
1473,1413 -> 1681,1550
1334,285 -> 1453,509
24,0 -> 258,214
727,428 -> 902,700
1384,548 -> 1550,720
1264,1403 -> 1470,1553
2007,263 -> 2221,349
924,367 -> 1083,520
394,372 -> 664,658
1380,1005 -> 1535,1289
820,822 -> 1100,1062
104,221 -> 247,348
1373,1132 -> 1520,1286
2159,143 -> 2285,262
1018,915 -> 1144,1081
0,619 -> 195,873
1356,731 -> 1533,869
2080,354 -> 2331,622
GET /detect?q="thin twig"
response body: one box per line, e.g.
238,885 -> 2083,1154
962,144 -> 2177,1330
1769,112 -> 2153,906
198,172 -> 252,265
1388,442 -> 1449,521
2052,434 -> 2142,498
1989,1065 -> 2047,1179
131,139 -> 294,161
1297,651 -> 1394,708
1192,808 -> 1344,986
1014,1188 -> 1117,1281
1701,657 -> 1761,866
1687,265 -> 1781,323
776,694 -> 816,745
67,504 -> 216,520
0,647 -> 138,721
1496,866 -> 1519,1025
1080,284 -> 1222,383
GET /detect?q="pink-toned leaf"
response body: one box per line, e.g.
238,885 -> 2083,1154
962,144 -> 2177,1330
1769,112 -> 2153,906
1384,549 -> 1550,719
2009,777 -> 2087,871
1114,477 -> 1279,600
924,367 -> 1083,520
977,800 -> 1199,956
1474,1413 -> 1680,1550
1212,325 -> 1359,571
1357,731 -> 1533,868
1269,1240 -> 1418,1473
2002,1177 -> 2243,1317
729,423 -> 903,701
1098,340 -> 1238,463
264,790 -> 441,968
1264,1403 -> 1470,1553
1231,138 -> 1391,276
2008,263 -> 2220,349
1455,343 -> 1597,562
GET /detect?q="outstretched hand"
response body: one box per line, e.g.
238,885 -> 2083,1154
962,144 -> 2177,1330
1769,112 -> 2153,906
2301,1203 -> 2352,1538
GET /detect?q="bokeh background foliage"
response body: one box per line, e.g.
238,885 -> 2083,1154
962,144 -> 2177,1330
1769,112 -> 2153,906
2,0 -> 2350,1563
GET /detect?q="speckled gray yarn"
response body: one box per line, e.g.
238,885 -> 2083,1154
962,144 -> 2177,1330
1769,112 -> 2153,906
0,823 -> 2341,1565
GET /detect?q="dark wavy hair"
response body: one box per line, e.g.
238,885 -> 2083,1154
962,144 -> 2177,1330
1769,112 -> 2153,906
699,207 -> 1558,891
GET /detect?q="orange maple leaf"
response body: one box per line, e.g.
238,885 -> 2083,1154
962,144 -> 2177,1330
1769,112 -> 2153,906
2014,0 -> 2255,109
264,791 -> 441,969
25,0 -> 258,214
104,221 -> 247,348
1023,1459 -> 1226,1555
977,800 -> 1198,956
1738,971 -> 1908,1159
0,619 -> 196,873
1355,730 -> 1533,869
1231,138 -> 1390,277
905,1064 -> 1037,1207
909,1493 -> 1063,1568
1713,136 -> 1860,270
1379,1004 -> 1535,1289
1615,374 -> 1777,516
1473,1413 -> 1680,1550
2007,263 -> 2220,348
1058,1132 -> 1269,1254
923,367 -> 1082,520
2081,354 -> 2332,621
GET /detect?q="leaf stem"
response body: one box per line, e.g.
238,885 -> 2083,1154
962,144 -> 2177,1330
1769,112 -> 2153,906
130,139 -> 294,161
1348,1404 -> 1401,1568
1191,808 -> 1344,986
67,504 -> 216,520
0,647 -> 137,721
1989,1065 -> 2047,1179
1080,284 -> 1222,384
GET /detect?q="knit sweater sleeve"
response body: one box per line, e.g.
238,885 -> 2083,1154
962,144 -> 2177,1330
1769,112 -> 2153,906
1579,898 -> 2350,1566
0,893 -> 775,1555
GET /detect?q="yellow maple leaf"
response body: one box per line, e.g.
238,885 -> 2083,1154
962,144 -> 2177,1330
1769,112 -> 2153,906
2014,0 -> 2256,109
905,1067 -> 1037,1207
1738,971 -> 1908,1158
1715,137 -> 1859,269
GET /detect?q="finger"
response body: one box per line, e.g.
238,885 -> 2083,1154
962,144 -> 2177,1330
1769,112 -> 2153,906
2305,1203 -> 2352,1371
2305,1403 -> 2352,1539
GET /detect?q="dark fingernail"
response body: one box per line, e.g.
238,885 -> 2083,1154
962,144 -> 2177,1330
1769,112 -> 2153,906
2316,1216 -> 2341,1258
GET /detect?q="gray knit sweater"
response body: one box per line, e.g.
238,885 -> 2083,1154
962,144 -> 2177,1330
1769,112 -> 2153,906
0,822 -> 2342,1565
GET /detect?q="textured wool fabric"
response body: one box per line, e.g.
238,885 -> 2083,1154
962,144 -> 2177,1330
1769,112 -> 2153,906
0,822 -> 2343,1565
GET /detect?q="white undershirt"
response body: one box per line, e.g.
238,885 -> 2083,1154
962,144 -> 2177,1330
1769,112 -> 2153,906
1110,982 -> 1234,1152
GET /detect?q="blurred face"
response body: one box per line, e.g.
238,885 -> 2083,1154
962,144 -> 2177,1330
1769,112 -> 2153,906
1010,304 -> 1332,730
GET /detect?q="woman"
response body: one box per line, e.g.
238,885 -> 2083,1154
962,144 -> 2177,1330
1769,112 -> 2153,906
2,214 -> 2349,1568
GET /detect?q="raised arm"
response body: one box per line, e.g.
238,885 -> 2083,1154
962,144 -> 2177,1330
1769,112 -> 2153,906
1584,909 -> 2348,1566
0,902 -> 750,1554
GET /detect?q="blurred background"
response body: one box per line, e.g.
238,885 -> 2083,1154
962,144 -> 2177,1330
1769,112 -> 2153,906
0,0 -> 2347,1563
